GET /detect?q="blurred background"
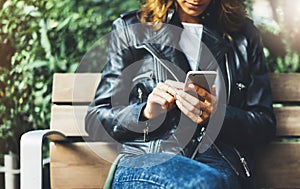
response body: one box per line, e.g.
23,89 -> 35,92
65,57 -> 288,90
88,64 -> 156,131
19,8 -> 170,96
0,0 -> 299,188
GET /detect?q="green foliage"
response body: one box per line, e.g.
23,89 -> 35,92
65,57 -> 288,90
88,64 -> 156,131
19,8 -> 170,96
0,0 -> 139,156
253,0 -> 300,73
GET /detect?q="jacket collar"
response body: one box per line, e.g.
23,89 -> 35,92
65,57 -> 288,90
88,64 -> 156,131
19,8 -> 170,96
165,8 -> 230,70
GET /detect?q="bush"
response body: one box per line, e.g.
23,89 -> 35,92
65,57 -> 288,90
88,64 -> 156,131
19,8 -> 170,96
0,0 -> 139,156
252,0 -> 300,73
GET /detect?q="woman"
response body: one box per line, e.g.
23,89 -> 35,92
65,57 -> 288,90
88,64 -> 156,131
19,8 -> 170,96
85,0 -> 276,188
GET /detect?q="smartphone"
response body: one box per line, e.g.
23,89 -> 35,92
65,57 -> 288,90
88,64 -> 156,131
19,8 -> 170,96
184,71 -> 217,92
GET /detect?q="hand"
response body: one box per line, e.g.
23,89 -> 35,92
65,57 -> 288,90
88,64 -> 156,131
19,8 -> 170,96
166,80 -> 218,124
142,82 -> 176,119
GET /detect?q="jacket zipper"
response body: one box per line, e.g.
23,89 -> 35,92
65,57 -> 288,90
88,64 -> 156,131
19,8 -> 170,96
191,127 -> 206,159
233,148 -> 251,178
225,53 -> 232,103
147,140 -> 161,153
143,125 -> 149,142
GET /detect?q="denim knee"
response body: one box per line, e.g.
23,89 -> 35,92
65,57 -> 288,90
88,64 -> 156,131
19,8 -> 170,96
112,153 -> 236,189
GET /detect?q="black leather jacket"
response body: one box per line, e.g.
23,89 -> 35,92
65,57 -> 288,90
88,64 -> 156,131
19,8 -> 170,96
85,10 -> 276,177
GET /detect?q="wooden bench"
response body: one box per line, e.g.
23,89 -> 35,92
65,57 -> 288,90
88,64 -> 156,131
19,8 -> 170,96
20,73 -> 300,189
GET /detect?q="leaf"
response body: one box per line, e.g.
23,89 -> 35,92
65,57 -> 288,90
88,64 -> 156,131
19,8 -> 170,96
24,5 -> 41,17
26,60 -> 49,70
56,16 -> 72,31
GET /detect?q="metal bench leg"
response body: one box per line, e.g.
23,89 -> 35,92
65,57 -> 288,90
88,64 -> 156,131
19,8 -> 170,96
20,130 -> 52,189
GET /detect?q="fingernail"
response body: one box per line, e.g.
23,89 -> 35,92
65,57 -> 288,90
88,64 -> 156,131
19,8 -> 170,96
188,84 -> 195,89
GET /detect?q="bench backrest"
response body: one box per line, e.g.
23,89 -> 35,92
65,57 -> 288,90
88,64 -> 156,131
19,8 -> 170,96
254,73 -> 300,188
50,73 -> 300,188
50,73 -> 113,188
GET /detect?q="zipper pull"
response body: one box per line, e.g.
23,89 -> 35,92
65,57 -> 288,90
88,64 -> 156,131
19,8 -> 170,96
138,88 -> 143,103
240,157 -> 251,177
143,126 -> 149,142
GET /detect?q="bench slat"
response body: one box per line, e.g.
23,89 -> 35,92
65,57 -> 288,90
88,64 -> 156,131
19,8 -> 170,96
51,105 -> 300,137
50,105 -> 88,136
255,142 -> 300,188
52,73 -> 300,103
274,106 -> 300,137
269,73 -> 300,102
52,73 -> 101,104
50,142 -> 118,189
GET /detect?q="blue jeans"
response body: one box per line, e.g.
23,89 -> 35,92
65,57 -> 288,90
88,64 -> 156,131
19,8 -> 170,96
112,146 -> 241,189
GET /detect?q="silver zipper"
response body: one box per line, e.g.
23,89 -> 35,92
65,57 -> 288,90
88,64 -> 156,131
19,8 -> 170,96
233,148 -> 251,178
154,139 -> 161,153
143,125 -> 149,142
137,88 -> 143,103
225,53 -> 231,103
191,127 -> 206,159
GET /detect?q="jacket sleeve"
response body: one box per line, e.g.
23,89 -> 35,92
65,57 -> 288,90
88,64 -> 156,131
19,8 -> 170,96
85,18 -> 148,142
219,23 -> 276,148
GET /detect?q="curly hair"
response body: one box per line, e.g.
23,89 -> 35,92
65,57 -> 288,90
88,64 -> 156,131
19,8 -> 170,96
139,0 -> 246,31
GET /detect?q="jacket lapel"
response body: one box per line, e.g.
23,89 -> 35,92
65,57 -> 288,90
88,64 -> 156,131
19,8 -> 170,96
199,27 -> 230,71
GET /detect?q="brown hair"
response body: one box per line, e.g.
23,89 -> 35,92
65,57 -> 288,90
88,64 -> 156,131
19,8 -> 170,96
219,0 -> 247,31
139,0 -> 246,31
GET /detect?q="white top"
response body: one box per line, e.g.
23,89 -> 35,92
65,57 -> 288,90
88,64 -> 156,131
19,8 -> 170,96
179,22 -> 203,71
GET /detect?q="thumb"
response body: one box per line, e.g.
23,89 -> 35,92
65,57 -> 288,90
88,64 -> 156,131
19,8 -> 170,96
211,85 -> 216,96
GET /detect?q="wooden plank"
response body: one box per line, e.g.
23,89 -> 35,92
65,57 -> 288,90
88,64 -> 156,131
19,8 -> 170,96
52,73 -> 101,103
274,106 -> 300,137
50,105 -> 88,137
50,105 -> 114,141
51,73 -> 300,103
50,142 -> 119,189
254,142 -> 300,188
51,105 -> 300,137
52,73 -> 300,103
269,73 -> 300,102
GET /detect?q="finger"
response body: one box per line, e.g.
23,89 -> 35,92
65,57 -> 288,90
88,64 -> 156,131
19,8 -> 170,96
152,87 -> 174,104
176,93 -> 202,115
175,100 -> 204,124
176,96 -> 212,123
198,100 -> 213,114
177,90 -> 215,115
156,82 -> 178,98
211,85 -> 216,96
187,83 -> 214,103
165,80 -> 185,90
156,83 -> 174,95
148,93 -> 169,109
177,90 -> 201,108
156,82 -> 169,91
166,86 -> 179,97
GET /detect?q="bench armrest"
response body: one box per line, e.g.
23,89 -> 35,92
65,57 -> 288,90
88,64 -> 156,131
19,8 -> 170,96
20,130 -> 66,189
